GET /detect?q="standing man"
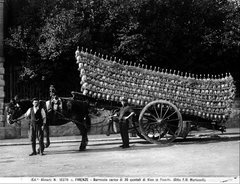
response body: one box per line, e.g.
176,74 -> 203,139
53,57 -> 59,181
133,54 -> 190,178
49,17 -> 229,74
25,98 -> 46,156
48,85 -> 62,124
49,84 -> 61,112
117,97 -> 135,149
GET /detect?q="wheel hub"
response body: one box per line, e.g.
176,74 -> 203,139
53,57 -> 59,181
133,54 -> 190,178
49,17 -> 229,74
157,118 -> 163,124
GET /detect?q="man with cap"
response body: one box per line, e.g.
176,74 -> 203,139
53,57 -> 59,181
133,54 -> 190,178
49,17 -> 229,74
48,85 -> 62,118
24,98 -> 46,156
49,85 -> 60,111
117,97 -> 135,148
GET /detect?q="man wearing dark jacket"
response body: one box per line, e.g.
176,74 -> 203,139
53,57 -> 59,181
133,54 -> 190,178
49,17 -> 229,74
117,97 -> 135,148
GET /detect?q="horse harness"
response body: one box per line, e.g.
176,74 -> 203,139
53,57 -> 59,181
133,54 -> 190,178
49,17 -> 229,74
50,110 -> 90,129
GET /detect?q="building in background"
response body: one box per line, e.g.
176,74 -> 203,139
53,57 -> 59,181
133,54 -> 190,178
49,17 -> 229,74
0,0 -> 9,127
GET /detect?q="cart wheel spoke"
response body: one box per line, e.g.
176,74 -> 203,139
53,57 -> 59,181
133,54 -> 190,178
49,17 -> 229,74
145,109 -> 158,121
164,118 -> 181,123
162,105 -> 170,119
165,126 -> 176,135
159,103 -> 163,119
162,111 -> 177,121
153,104 -> 160,119
139,100 -> 183,144
143,114 -> 157,122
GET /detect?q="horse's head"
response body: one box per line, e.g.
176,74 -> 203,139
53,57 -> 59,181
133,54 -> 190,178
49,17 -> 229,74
6,99 -> 32,125
6,101 -> 22,124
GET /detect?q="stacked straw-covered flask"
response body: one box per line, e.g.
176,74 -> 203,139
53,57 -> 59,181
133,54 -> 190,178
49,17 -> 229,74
75,47 -> 236,122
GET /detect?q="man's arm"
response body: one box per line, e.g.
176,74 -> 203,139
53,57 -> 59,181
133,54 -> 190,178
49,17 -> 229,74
124,112 -> 135,120
24,108 -> 31,119
123,106 -> 135,120
41,109 -> 47,130
41,109 -> 46,125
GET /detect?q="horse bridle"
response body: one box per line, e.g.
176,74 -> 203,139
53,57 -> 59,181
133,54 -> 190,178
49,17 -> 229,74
8,104 -> 23,125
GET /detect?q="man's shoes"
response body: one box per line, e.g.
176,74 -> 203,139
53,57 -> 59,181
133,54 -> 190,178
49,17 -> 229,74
119,145 -> 130,148
29,152 -> 37,156
40,153 -> 45,156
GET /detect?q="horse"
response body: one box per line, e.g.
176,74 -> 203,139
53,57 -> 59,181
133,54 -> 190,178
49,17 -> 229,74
6,98 -> 91,151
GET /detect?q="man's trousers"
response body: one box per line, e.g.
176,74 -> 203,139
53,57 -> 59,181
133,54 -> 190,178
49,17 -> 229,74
119,120 -> 129,146
30,123 -> 44,154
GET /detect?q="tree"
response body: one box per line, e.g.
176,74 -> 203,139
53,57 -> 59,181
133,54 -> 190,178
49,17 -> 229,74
4,0 -> 240,96
114,0 -> 240,75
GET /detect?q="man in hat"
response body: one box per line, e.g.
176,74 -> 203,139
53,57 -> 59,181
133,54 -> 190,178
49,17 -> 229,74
24,98 -> 46,156
49,85 -> 62,111
48,85 -> 62,122
117,97 -> 135,148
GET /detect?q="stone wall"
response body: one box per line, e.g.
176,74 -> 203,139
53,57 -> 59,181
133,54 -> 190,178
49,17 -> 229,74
0,108 -> 112,139
0,0 -> 6,129
0,99 -> 239,140
0,62 -> 4,127
225,98 -> 240,128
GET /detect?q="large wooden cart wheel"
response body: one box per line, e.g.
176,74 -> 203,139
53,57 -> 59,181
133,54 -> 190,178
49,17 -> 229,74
139,100 -> 183,144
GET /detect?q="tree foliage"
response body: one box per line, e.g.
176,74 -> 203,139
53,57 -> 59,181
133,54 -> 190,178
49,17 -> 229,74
5,0 -> 240,91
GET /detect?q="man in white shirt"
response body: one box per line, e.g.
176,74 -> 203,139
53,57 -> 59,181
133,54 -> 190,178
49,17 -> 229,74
25,98 -> 46,156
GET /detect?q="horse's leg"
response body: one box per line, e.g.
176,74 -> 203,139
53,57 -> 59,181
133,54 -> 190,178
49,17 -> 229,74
76,124 -> 88,151
80,132 -> 88,151
44,125 -> 50,148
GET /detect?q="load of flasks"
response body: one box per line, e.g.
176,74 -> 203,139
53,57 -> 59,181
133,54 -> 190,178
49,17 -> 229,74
75,47 -> 236,123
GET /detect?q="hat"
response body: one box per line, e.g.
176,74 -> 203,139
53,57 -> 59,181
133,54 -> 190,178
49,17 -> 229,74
49,85 -> 57,93
32,98 -> 39,102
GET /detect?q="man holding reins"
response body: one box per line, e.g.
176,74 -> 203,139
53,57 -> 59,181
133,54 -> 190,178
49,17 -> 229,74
24,98 -> 46,156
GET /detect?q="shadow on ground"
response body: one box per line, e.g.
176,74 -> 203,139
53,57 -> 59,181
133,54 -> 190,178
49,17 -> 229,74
43,133 -> 240,155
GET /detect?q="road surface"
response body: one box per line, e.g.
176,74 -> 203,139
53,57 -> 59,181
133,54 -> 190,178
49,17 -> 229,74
0,132 -> 239,184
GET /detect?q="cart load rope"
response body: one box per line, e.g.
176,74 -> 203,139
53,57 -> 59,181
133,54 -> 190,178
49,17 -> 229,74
75,47 -> 236,123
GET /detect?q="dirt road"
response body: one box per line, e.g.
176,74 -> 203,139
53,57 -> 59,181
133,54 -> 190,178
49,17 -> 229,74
0,134 -> 239,182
